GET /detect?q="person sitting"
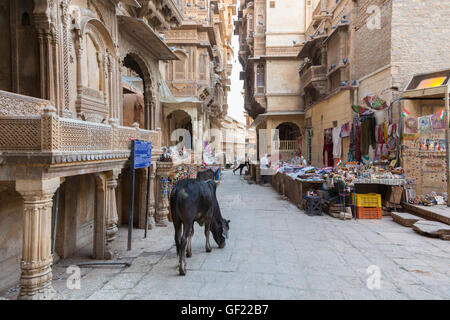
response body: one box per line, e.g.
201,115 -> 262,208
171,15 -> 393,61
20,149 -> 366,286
260,154 -> 272,185
233,160 -> 250,175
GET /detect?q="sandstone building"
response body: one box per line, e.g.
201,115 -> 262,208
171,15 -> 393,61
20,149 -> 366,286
236,0 -> 450,191
235,0 -> 319,162
160,0 -> 237,164
0,0 -> 185,299
297,0 -> 450,195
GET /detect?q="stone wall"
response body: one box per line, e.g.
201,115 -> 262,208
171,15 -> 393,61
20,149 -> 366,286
266,59 -> 302,112
304,90 -> 352,167
353,0 -> 392,81
0,187 -> 23,291
391,0 -> 450,91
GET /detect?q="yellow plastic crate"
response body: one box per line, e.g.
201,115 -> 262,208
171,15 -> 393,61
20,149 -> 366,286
352,193 -> 382,208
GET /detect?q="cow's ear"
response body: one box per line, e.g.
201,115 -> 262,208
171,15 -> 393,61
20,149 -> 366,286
227,220 -> 231,224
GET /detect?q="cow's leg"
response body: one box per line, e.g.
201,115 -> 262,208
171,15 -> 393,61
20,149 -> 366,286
179,222 -> 192,276
174,219 -> 182,257
205,222 -> 212,253
186,225 -> 194,258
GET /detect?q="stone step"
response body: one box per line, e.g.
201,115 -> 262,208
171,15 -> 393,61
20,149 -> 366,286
402,203 -> 450,225
412,220 -> 450,241
391,211 -> 424,227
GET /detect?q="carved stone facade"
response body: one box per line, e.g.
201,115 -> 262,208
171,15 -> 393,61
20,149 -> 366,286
0,0 -> 183,299
160,0 -> 236,159
235,0 -> 316,164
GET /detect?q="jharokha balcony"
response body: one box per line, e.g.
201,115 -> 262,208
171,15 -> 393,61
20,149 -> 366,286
0,90 -> 161,180
299,61 -> 327,97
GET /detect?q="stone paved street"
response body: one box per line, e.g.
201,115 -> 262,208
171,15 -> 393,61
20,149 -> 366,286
3,170 -> 450,300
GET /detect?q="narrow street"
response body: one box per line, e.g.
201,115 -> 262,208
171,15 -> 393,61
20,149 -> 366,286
3,170 -> 447,300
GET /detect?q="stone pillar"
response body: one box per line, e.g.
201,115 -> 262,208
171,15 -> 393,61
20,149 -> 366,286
93,173 -> 107,260
156,161 -> 173,227
149,163 -> 157,229
137,164 -> 157,230
16,178 -> 61,300
93,171 -> 120,260
105,171 -> 120,260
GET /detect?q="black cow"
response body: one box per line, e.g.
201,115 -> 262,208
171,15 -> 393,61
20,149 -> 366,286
170,179 -> 230,276
197,169 -> 215,181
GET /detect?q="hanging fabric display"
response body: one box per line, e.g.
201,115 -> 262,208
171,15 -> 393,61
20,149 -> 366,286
386,123 -> 399,151
323,128 -> 334,167
332,126 -> 342,159
340,122 -> 351,138
352,104 -> 373,115
418,116 -> 432,134
430,113 -> 446,130
363,95 -> 388,110
404,116 -> 418,134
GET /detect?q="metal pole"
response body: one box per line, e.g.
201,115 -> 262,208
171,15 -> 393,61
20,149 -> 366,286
51,188 -> 60,254
446,83 -> 450,207
144,164 -> 151,238
128,140 -> 136,251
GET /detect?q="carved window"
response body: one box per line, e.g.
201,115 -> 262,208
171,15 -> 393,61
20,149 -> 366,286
256,64 -> 265,89
188,50 -> 194,80
174,53 -> 186,80
21,12 -> 31,26
85,34 -> 102,91
165,62 -> 172,81
199,53 -> 207,80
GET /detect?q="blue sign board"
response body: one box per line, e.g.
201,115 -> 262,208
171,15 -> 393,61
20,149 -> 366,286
133,140 -> 152,169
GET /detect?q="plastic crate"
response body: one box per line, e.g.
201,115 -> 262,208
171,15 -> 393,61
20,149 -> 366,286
354,207 -> 382,220
352,193 -> 381,208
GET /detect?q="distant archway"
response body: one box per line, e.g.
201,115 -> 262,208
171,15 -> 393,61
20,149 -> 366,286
122,53 -> 153,129
166,109 -> 193,151
276,122 -> 301,141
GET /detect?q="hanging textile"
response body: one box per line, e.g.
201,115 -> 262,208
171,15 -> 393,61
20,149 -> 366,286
340,122 -> 351,138
363,95 -> 389,110
323,129 -> 334,167
332,126 -> 342,159
418,116 -> 432,134
352,105 -> 373,116
431,113 -> 446,130
404,117 -> 418,134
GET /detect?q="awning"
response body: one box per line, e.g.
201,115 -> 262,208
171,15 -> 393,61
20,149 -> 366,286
250,111 -> 305,128
297,36 -> 326,58
403,69 -> 450,99
260,111 -> 305,117
117,15 -> 178,60
324,23 -> 349,43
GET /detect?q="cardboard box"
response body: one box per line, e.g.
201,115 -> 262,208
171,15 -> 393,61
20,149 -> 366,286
386,186 -> 403,205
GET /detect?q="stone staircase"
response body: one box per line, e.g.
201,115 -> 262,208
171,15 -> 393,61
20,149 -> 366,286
391,208 -> 450,241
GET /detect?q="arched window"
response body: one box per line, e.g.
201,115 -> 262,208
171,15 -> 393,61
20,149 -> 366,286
21,12 -> 31,26
85,33 -> 102,91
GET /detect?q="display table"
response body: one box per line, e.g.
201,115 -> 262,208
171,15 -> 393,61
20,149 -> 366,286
273,173 -> 324,208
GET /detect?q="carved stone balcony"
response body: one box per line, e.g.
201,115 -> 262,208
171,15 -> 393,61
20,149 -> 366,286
0,90 -> 160,180
299,64 -> 327,96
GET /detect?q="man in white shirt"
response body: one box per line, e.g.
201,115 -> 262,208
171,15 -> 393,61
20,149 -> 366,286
260,154 -> 272,185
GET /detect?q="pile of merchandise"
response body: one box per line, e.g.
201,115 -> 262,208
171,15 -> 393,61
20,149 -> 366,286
323,161 -> 406,187
172,164 -> 198,183
411,192 -> 447,206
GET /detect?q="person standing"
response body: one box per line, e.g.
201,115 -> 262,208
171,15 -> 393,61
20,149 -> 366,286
260,154 -> 272,185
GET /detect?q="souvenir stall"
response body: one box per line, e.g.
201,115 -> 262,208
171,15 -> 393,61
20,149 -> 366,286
396,70 -> 450,234
401,109 -> 447,205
